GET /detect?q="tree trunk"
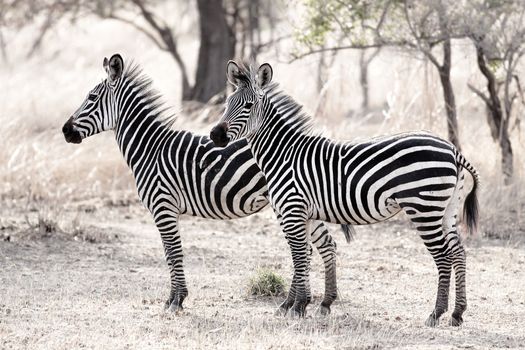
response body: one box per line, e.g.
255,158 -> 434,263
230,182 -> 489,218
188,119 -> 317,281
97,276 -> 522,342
437,38 -> 461,150
500,126 -> 513,184
438,68 -> 461,150
191,0 -> 235,102
473,43 -> 514,184
359,50 -> 369,110
0,29 -> 7,64
248,0 -> 260,60
358,48 -> 381,110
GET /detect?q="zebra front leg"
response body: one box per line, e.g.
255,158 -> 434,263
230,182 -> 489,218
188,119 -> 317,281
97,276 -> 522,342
310,221 -> 337,316
276,271 -> 297,316
280,214 -> 311,317
275,236 -> 313,316
154,211 -> 187,312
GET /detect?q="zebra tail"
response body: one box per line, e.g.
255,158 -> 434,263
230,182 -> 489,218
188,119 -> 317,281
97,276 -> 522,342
340,224 -> 356,243
457,152 -> 480,236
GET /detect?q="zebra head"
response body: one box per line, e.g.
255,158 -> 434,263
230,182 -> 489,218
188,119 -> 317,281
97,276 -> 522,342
62,54 -> 124,144
210,61 -> 273,147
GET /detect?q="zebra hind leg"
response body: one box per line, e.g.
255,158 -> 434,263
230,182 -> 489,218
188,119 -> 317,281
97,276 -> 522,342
424,253 -> 452,327
442,173 -> 467,326
448,173 -> 468,326
450,244 -> 467,326
400,205 -> 452,327
310,221 -> 337,316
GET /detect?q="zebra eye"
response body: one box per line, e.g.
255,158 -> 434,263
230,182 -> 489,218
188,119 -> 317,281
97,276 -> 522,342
245,102 -> 253,109
87,93 -> 98,102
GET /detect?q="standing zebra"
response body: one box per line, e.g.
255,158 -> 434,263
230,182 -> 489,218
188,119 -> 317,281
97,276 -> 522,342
210,61 -> 480,326
62,54 -> 346,313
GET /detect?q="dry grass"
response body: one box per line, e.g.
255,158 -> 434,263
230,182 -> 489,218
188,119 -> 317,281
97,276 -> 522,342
1,206 -> 524,349
0,12 -> 524,350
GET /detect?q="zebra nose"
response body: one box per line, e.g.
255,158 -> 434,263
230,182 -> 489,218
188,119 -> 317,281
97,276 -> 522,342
62,117 -> 83,144
62,116 -> 75,134
210,122 -> 229,147
62,122 -> 72,134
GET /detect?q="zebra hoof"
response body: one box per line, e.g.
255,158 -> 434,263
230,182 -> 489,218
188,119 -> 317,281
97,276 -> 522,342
315,305 -> 331,316
275,300 -> 292,317
167,302 -> 183,313
425,314 -> 439,327
449,315 -> 463,327
274,306 -> 289,317
288,308 -> 304,318
288,303 -> 307,318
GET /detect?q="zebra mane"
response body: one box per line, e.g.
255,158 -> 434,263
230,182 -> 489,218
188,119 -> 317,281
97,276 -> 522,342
263,82 -> 315,136
231,60 -> 258,87
121,61 -> 177,128
233,61 -> 316,136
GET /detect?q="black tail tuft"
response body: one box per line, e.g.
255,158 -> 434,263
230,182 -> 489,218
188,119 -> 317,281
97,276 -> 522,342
463,178 -> 479,236
456,150 -> 480,236
340,224 -> 356,243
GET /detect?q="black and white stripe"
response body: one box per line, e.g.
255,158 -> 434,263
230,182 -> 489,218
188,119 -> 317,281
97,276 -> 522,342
62,54 -> 344,312
210,61 -> 480,325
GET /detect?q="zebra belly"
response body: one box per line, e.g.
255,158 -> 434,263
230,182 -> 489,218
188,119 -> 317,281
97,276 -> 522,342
311,195 -> 402,225
181,186 -> 268,220
178,164 -> 269,220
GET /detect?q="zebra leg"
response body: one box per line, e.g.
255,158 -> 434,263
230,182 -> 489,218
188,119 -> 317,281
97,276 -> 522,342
276,245 -> 313,316
279,214 -> 311,317
400,204 -> 452,326
424,253 -> 452,327
441,173 -> 467,326
310,221 -> 337,316
274,213 -> 296,315
448,173 -> 467,326
154,210 -> 187,312
450,244 -> 467,326
276,272 -> 298,316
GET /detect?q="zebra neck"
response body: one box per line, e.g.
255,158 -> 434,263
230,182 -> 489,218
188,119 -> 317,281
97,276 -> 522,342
114,102 -> 171,178
248,102 -> 302,177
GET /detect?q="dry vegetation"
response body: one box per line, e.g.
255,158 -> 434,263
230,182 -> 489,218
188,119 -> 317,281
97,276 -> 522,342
0,13 -> 524,350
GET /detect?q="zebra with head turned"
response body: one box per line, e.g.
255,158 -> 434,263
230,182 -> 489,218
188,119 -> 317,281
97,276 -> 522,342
210,61 -> 480,326
62,54 -> 349,313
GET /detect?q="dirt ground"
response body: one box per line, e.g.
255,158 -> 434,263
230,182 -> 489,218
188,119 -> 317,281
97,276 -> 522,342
1,202 -> 524,350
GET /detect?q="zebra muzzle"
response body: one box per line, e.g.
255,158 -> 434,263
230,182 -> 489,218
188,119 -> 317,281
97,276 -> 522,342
62,117 -> 83,144
210,122 -> 230,147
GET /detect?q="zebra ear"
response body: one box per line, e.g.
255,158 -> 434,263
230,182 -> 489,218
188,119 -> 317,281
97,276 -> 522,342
257,63 -> 273,88
226,60 -> 241,87
105,54 -> 124,82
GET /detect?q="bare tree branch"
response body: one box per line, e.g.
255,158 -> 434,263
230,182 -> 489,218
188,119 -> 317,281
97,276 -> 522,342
289,41 -> 406,62
402,0 -> 441,68
106,14 -> 167,51
467,83 -> 492,108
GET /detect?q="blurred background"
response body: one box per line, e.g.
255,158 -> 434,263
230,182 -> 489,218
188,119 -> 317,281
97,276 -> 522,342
0,0 -> 523,240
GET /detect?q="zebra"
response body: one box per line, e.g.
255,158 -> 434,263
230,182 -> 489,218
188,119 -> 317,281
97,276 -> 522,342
61,54 -> 349,314
210,61 -> 480,326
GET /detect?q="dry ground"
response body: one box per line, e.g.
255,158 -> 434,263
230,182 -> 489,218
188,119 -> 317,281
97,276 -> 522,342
1,202 -> 524,350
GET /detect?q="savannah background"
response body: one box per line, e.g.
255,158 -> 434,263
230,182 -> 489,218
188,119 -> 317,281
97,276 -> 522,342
0,0 -> 524,349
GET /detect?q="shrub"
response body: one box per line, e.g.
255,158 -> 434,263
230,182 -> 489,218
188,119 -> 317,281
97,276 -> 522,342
248,267 -> 286,297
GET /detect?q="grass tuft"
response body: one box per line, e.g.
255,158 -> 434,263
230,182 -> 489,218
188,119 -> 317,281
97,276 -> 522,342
248,267 -> 286,297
